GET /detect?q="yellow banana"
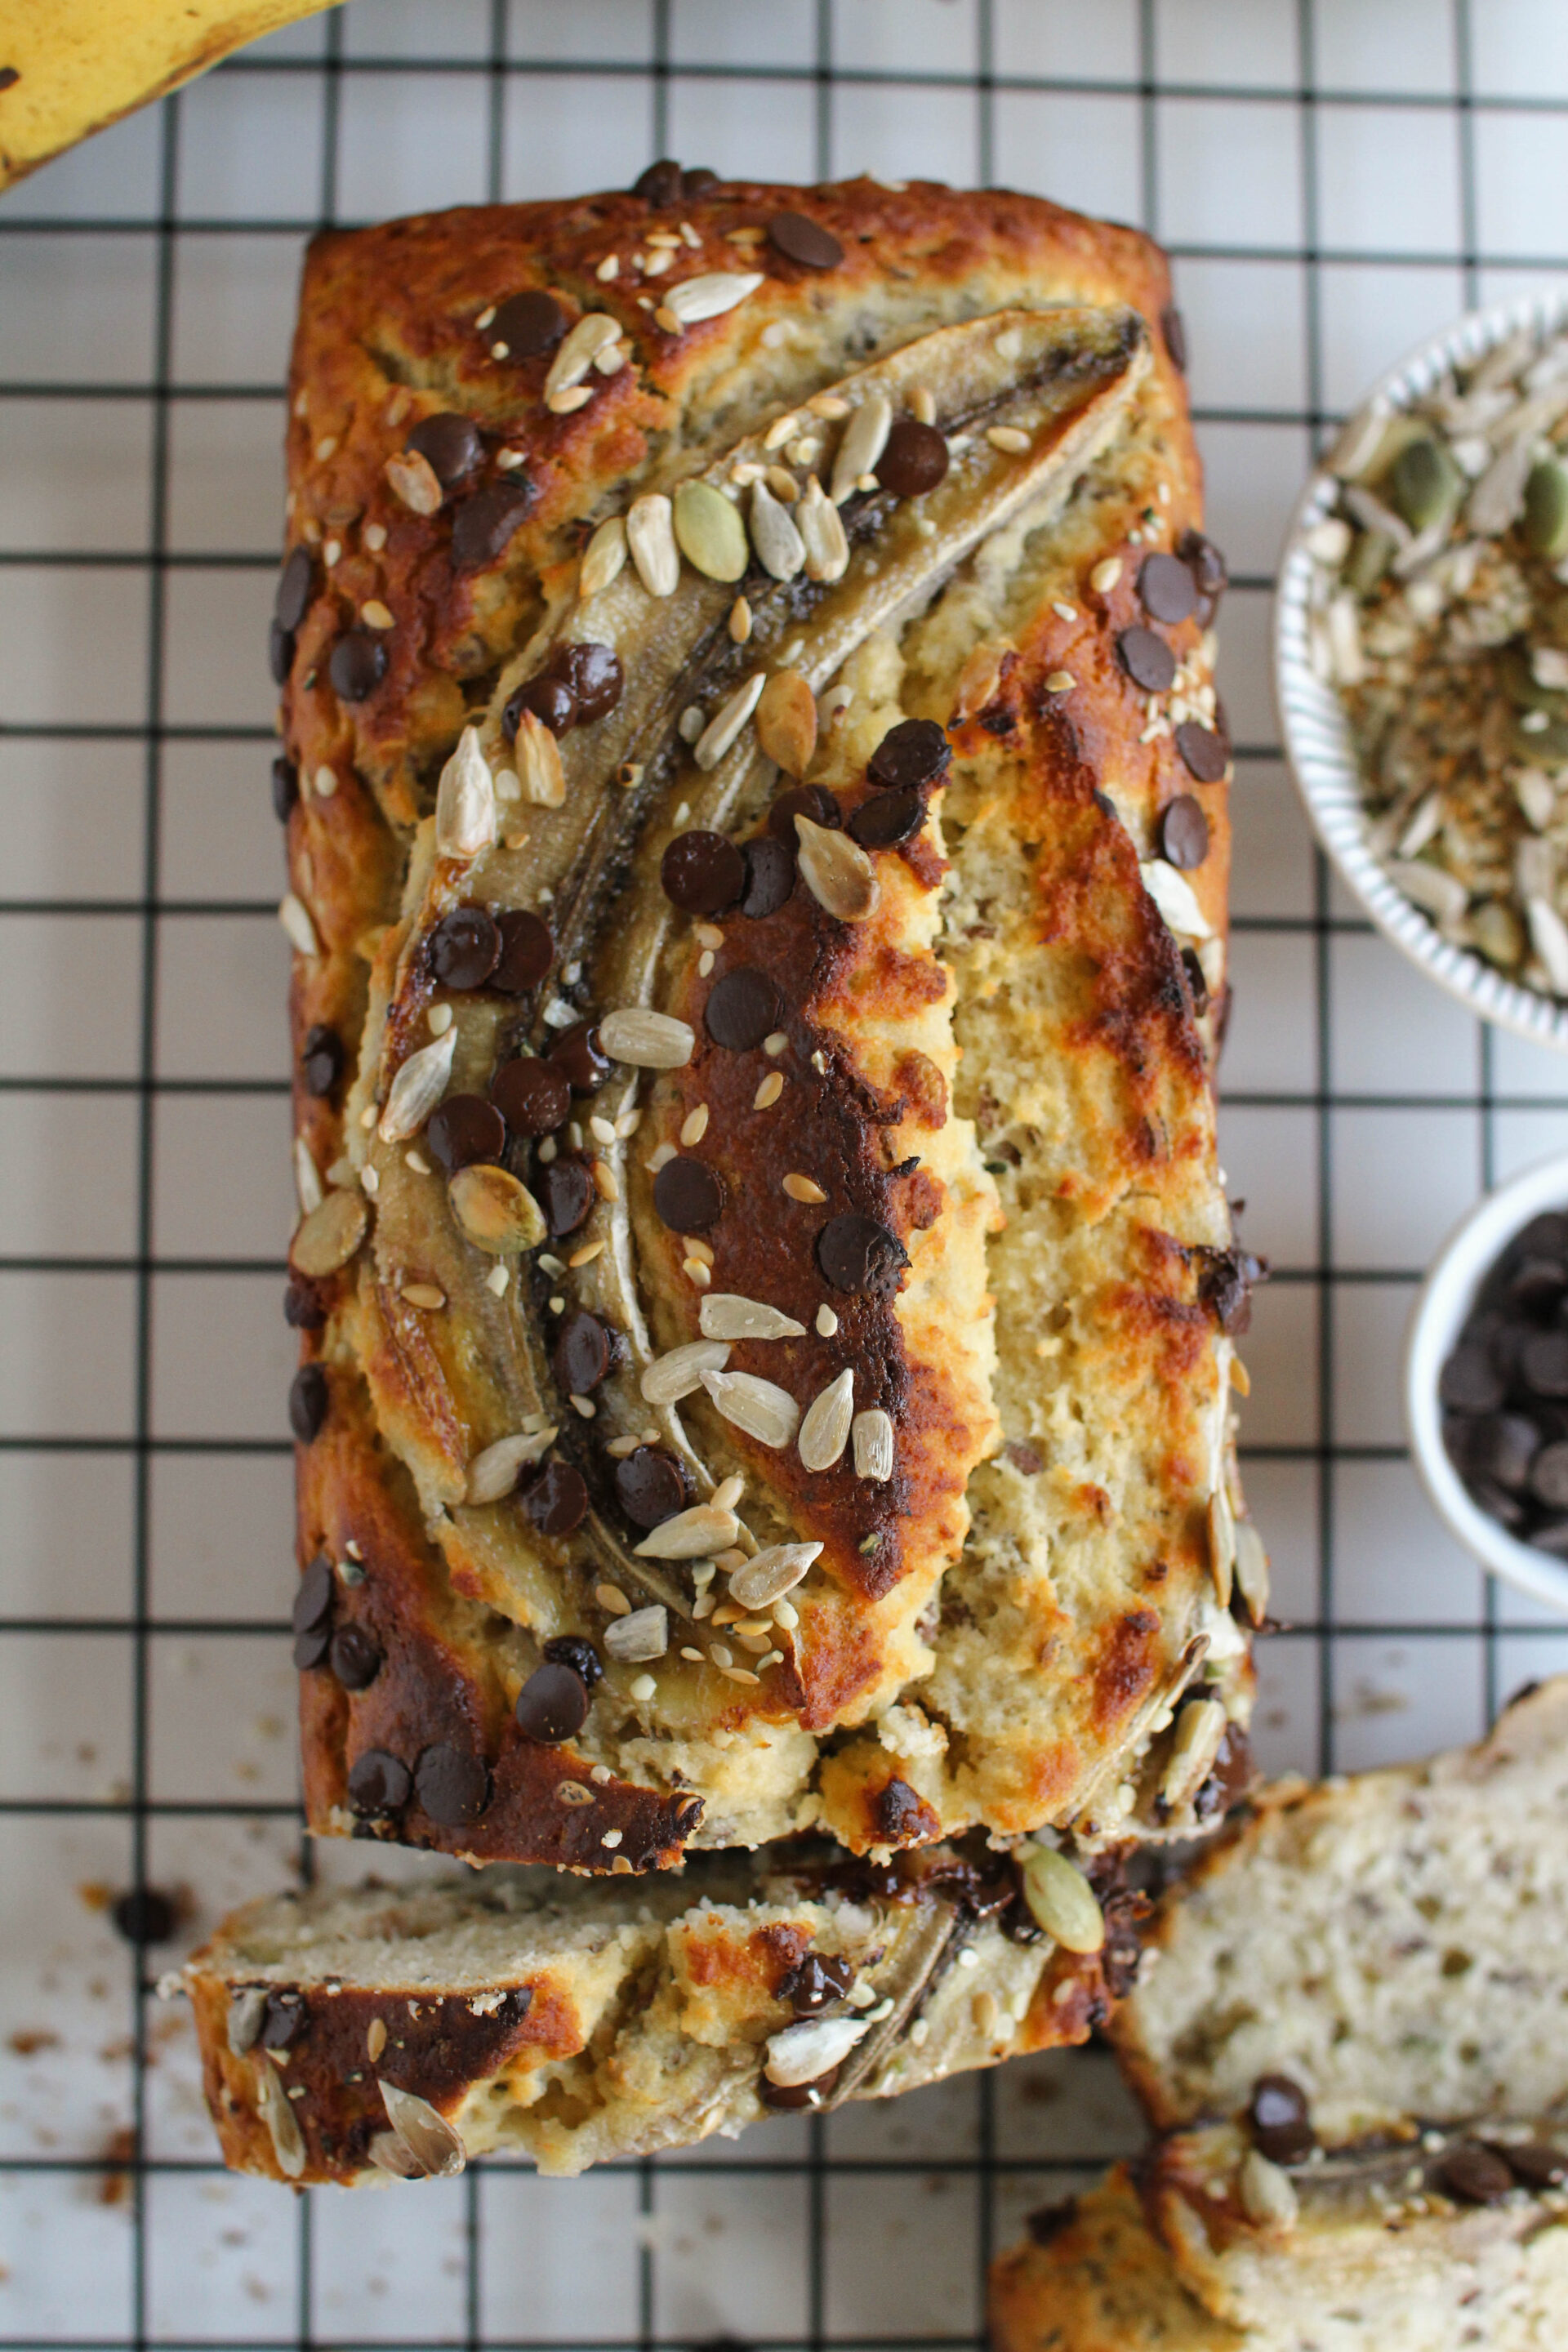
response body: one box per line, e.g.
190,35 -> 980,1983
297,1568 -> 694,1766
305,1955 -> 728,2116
0,0 -> 341,191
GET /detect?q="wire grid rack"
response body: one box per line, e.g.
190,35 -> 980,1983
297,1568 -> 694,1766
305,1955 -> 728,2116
7,0 -> 1568,2342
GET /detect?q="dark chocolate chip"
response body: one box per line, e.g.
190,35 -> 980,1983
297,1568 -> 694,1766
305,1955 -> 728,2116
1160,304 -> 1188,372
634,158 -> 684,207
1468,1411 -> 1539,1492
875,1776 -> 931,1841
766,211 -> 844,270
1025,2200 -> 1079,2248
284,1276 -> 327,1330
268,620 -> 294,684
741,835 -> 795,919
405,411 -> 483,487
1530,1437 -> 1568,1508
292,1553 -> 336,1638
414,1743 -> 491,1826
429,904 -> 501,991
760,2065 -> 841,2110
328,630 -> 387,703
1178,528 -> 1228,601
1248,2074 -> 1314,2165
653,1154 -> 725,1234
705,965 -> 783,1051
543,1635 -> 604,1690
547,1018 -> 612,1093
778,1953 -> 854,2016
492,1056 -> 571,1138
260,1991 -> 306,2050
683,166 -> 719,197
1138,550 -> 1199,626
288,1363 -> 328,1443
1530,1515 -> 1568,1555
849,785 -> 924,849
1181,946 -> 1210,1014
662,829 -> 745,915
1175,721 -> 1229,784
1156,793 -> 1210,870
874,419 -> 949,497
1439,1343 -> 1507,1414
514,1659 -> 590,1744
535,1155 -> 596,1237
347,1748 -> 412,1815
1495,2141 -> 1568,2189
817,1212 -> 910,1298
506,671 -> 577,738
292,1623 -> 332,1670
276,545 -> 314,632
614,1445 -> 688,1530
1519,1211 -> 1568,1263
451,481 -> 533,570
490,289 -> 568,359
867,715 -> 951,791
769,783 -> 841,842
520,1459 -> 590,1537
1508,1255 -> 1565,1315
553,640 -> 623,723
301,1022 -> 345,1097
1523,1330 -> 1568,1398
554,1308 -> 616,1396
271,756 -> 299,822
329,1624 -> 382,1691
427,1094 -> 507,1174
491,909 -> 554,995
1436,2141 -> 1513,2207
111,1887 -> 177,1945
1116,626 -> 1177,693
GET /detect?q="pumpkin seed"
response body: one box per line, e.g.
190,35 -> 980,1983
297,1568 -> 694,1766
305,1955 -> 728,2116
378,1029 -> 457,1143
1388,434 -> 1459,532
830,392 -> 892,504
796,475 -> 849,582
673,479 -> 749,582
466,1427 -> 557,1505
727,1540 -> 821,1610
749,478 -> 807,580
635,1501 -> 741,1559
1526,457 -> 1568,558
378,2080 -> 466,2177
1238,2148 -> 1299,2230
291,1186 -> 370,1279
434,725 -> 497,861
1158,1695 -> 1228,1813
798,1367 -> 854,1472
662,270 -> 763,327
639,1338 -> 731,1405
448,1163 -> 547,1254
795,814 -> 878,922
700,1366 -> 800,1450
580,515 -> 628,598
699,1294 -> 806,1341
598,1007 -> 695,1067
755,669 -> 817,776
852,1408 -> 894,1481
626,493 -> 680,596
1020,1846 -> 1104,1953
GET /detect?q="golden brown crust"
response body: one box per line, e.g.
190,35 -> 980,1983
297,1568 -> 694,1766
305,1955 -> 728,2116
989,2171 -> 1237,2352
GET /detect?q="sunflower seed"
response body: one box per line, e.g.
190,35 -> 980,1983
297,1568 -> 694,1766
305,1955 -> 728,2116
639,1339 -> 731,1405
796,475 -> 849,582
700,1366 -> 800,1449
795,814 -> 878,922
663,270 -> 763,326
727,1543 -> 822,1613
1139,859 -> 1213,943
1207,1486 -> 1236,1610
749,479 -> 807,580
1529,894 -> 1568,992
699,1294 -> 806,1341
227,1986 -> 268,2056
278,893 -> 319,957
1238,2148 -> 1299,2230
378,2080 -> 466,2178
626,493 -> 680,596
831,392 -> 892,503
378,1029 -> 457,1143
694,671 -> 765,768
764,2011 -> 869,2087
294,1134 -> 324,1216
448,1163 -> 547,1254
852,1408 -> 894,1481
635,1502 -> 741,1559
1020,1846 -> 1104,1953
514,709 -> 566,808
598,1007 -> 696,1067
1388,857 -> 1468,925
291,1187 -> 370,1279
466,1427 -> 557,1504
256,2060 -> 306,2178
798,1367 -> 854,1472
434,725 -> 497,861
1233,1517 -> 1270,1624
604,1605 -> 669,1663
755,668 -> 817,777
385,448 -> 443,515
580,515 -> 629,597
544,312 -> 621,402
674,479 -> 749,583
1159,1695 -> 1228,1813
367,2129 -> 423,2179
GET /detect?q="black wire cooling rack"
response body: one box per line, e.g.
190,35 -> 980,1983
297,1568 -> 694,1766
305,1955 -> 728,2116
6,0 -> 1568,2344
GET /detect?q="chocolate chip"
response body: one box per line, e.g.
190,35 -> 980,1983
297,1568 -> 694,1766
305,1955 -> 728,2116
769,782 -> 841,842
1440,1343 -> 1508,1414
1175,722 -> 1229,784
111,1887 -> 176,1945
1160,304 -> 1187,372
1508,1255 -> 1565,1314
260,1991 -> 306,2050
760,2066 -> 841,2110
275,545 -> 314,632
1468,1412 -> 1539,1492
329,1624 -> 382,1690
328,630 -> 387,702
547,1018 -> 612,1093
1530,1515 -> 1568,1555
1178,528 -> 1227,602
634,158 -> 684,207
268,620 -> 294,684
293,1623 -> 332,1670
284,1276 -> 326,1330
867,716 -> 950,791
1117,626 -> 1177,693
662,829 -> 745,915
536,1156 -> 596,1236
1519,1210 -> 1568,1263
292,1553 -> 336,1638
272,756 -> 299,822
491,909 -> 554,995
553,641 -> 623,723
520,1459 -> 590,1537
778,1953 -> 854,2016
347,1748 -> 412,1815
554,1308 -> 616,1395
426,1094 -> 507,1174
1156,793 -> 1210,871
492,1056 -> 571,1138
1436,2141 -> 1513,2206
874,419 -> 949,497
741,835 -> 795,919
817,1212 -> 910,1298
875,1777 -> 930,1840
414,1743 -> 490,1826
301,1022 -> 345,1097
706,965 -> 782,1051
490,289 -> 568,359
514,1659 -> 590,1743
405,412 -> 483,486
653,1155 -> 725,1233
543,1634 -> 604,1690
1523,1330 -> 1568,1398
849,785 -> 924,849
1025,2200 -> 1079,2248
429,904 -> 501,990
1530,1437 -> 1568,1508
1138,551 -> 1198,626
1495,2141 -> 1568,2189
1181,946 -> 1209,1014
506,671 -> 577,737
614,1445 -> 687,1530
766,211 -> 844,270
451,480 -> 533,570
683,167 -> 719,197
1248,2074 -> 1314,2165
289,1364 -> 328,1442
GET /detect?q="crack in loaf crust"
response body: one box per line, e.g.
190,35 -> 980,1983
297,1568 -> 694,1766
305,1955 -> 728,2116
278,174 -> 1258,1867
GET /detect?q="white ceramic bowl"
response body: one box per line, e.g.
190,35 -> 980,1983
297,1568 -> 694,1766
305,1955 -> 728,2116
1274,286 -> 1568,1053
1405,1146 -> 1568,1615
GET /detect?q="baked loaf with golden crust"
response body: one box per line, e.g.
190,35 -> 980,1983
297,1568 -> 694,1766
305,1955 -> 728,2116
176,1838 -> 1146,2182
276,172 -> 1257,1870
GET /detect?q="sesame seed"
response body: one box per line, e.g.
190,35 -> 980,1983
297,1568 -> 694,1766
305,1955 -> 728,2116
359,1103 -> 378,1129
646,1142 -> 676,1174
987,425 -> 1031,454
590,1762 -> 613,1783
590,1115 -> 617,1146
698,951 -> 715,978
361,1165 -> 380,1196
323,539 -> 341,568
570,1393 -> 596,1419
314,764 -> 337,798
754,1072 -> 784,1110
783,1174 -> 826,1203
641,1425 -> 660,1444
1052,602 -> 1078,622
405,1149 -> 431,1174
629,1674 -> 657,1700
314,435 -> 337,462
606,1433 -> 639,1458
601,1829 -> 623,1847
728,596 -> 753,644
596,1584 -> 631,1615
568,1240 -> 604,1267
808,393 -> 850,419
655,305 -> 682,334
810,1049 -> 827,1074
684,1256 -> 712,1286
495,447 -> 528,469
1045,671 -> 1076,694
428,1004 -> 454,1036
538,1254 -> 565,1276
693,922 -> 724,950
486,1264 -> 510,1297
547,385 -> 594,415
475,305 -> 496,330
596,256 -> 620,280
773,1597 -> 799,1628
720,1664 -> 760,1685
764,1030 -> 787,1056
593,1160 -> 620,1202
549,1295 -> 565,1314
680,1646 -> 704,1661
1157,480 -> 1171,504
538,1135 -> 559,1162
713,1548 -> 747,1570
400,1282 -> 446,1311
709,1643 -> 734,1668
816,1305 -> 839,1337
363,522 -> 387,552
361,599 -> 395,630
681,1105 -> 710,1146
711,1473 -> 744,1510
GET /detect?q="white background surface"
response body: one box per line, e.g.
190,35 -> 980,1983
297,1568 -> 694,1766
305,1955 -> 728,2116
4,0 -> 1568,2342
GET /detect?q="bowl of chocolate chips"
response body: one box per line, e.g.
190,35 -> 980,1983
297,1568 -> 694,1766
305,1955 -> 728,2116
1407,1147 -> 1568,1613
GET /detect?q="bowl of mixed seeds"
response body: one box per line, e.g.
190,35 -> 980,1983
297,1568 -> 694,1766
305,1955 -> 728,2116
1276,288 -> 1568,1047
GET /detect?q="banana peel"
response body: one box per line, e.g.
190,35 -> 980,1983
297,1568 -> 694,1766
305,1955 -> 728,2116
0,0 -> 341,191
